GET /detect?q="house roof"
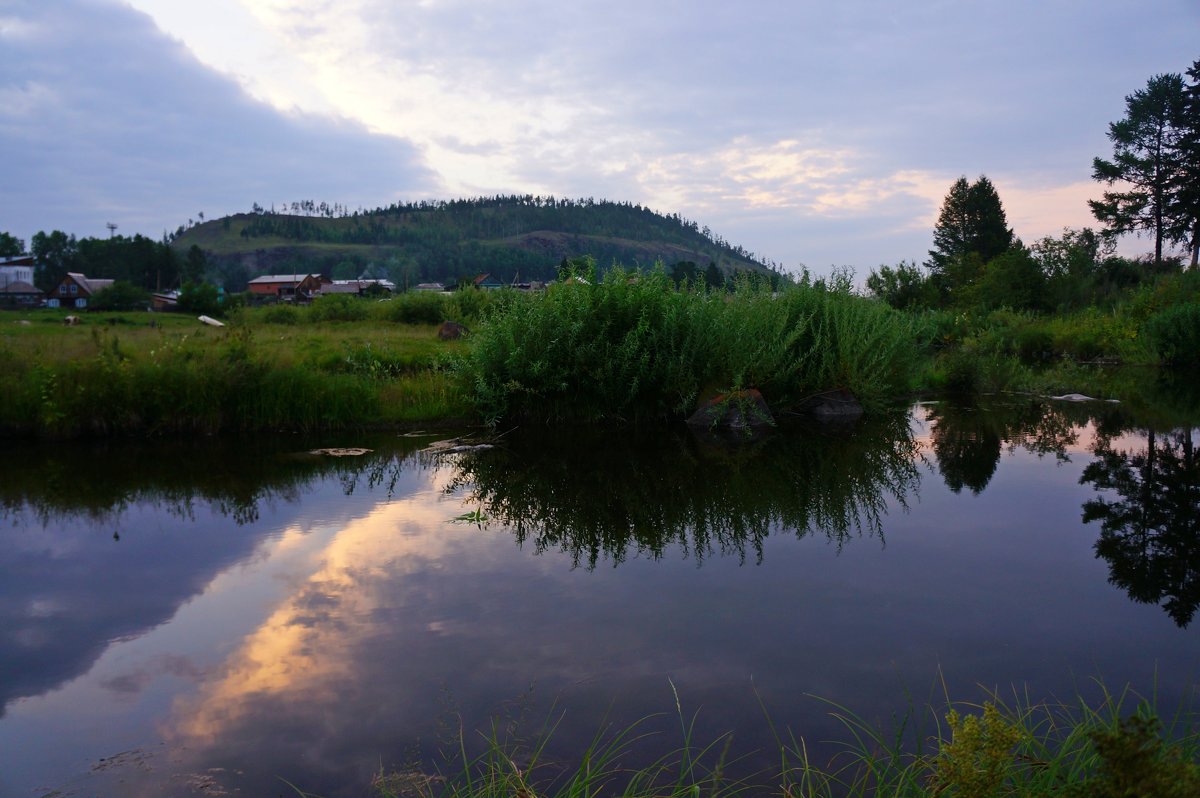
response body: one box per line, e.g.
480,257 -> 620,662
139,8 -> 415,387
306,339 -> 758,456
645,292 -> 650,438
473,273 -> 501,286
0,280 -> 40,294
0,256 -> 34,267
66,273 -> 115,295
248,273 -> 321,284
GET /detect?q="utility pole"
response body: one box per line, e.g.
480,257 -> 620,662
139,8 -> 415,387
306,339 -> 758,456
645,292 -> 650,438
106,223 -> 118,239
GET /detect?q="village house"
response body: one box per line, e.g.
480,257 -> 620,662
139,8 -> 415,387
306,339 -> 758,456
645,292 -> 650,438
0,281 -> 43,308
322,278 -> 396,296
472,273 -> 504,290
46,272 -> 114,309
246,273 -> 329,302
0,255 -> 35,289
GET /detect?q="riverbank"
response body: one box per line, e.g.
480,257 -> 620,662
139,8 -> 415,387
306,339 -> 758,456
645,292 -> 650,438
0,309 -> 476,437
3,277 -> 1194,438
350,683 -> 1200,798
0,277 -> 928,436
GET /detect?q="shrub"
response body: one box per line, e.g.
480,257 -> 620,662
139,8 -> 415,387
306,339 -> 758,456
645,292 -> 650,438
177,281 -> 221,317
261,304 -> 300,325
460,268 -> 923,425
88,281 -> 149,312
376,291 -> 446,325
1144,303 -> 1200,367
308,293 -> 368,322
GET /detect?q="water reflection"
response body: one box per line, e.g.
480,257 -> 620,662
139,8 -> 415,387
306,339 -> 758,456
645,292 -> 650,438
2,397 -> 1199,795
920,391 -> 1200,628
446,413 -> 921,568
0,435 -> 434,717
1082,427 -> 1200,627
924,398 -> 1097,494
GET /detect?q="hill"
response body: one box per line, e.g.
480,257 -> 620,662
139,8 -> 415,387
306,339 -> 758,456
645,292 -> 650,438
172,195 -> 778,290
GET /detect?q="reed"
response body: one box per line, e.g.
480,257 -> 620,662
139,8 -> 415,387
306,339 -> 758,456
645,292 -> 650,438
459,269 -> 925,425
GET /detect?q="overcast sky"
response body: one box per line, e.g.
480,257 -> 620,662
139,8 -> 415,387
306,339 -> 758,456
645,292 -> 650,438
2,0 -> 1197,275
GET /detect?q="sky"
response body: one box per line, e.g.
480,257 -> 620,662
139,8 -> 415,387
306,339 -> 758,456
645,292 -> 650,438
1,0 -> 1197,276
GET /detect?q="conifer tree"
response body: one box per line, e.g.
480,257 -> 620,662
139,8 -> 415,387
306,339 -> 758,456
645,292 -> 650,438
927,175 -> 1013,296
1090,73 -> 1187,265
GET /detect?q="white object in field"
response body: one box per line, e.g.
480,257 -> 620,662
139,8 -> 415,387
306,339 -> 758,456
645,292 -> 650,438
198,315 -> 225,327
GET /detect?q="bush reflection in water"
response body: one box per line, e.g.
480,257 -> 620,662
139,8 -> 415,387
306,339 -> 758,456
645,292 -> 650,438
444,413 -> 921,568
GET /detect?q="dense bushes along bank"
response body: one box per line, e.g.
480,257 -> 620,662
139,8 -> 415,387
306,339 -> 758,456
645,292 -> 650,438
0,274 -> 923,437
461,269 -> 924,425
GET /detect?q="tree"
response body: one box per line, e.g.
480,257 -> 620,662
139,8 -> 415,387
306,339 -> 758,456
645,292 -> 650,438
927,175 -> 1014,299
703,262 -> 724,290
0,232 -> 24,257
1174,59 -> 1200,266
182,245 -> 208,286
1090,73 -> 1188,265
177,281 -> 221,316
1082,427 -> 1200,627
866,260 -> 935,310
30,230 -> 78,290
88,281 -> 149,311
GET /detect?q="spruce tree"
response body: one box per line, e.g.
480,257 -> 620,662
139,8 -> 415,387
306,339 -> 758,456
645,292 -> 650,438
927,175 -> 1014,297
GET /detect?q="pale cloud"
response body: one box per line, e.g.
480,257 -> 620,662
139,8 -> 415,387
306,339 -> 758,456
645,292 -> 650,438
9,0 -> 1200,271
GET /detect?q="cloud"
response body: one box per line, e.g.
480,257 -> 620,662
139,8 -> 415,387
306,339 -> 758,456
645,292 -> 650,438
0,0 -> 435,242
9,0 -> 1200,271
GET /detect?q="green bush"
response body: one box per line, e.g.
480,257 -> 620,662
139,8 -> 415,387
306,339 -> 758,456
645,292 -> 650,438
308,293 -> 368,322
1144,303 -> 1200,367
460,268 -> 923,425
88,281 -> 149,312
261,304 -> 300,325
177,281 -> 222,317
376,291 -> 447,325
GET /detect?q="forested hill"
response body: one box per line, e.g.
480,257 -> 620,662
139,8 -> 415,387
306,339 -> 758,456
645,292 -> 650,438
174,195 -> 777,290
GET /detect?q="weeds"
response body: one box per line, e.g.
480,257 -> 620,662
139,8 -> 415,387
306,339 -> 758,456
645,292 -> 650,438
299,681 -> 1198,798
459,269 -> 923,425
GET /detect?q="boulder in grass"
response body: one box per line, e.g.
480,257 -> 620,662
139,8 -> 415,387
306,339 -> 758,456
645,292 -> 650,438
797,388 -> 864,420
437,320 -> 468,340
686,388 -> 774,436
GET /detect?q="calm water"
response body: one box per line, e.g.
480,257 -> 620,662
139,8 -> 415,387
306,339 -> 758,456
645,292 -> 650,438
1,397 -> 1197,796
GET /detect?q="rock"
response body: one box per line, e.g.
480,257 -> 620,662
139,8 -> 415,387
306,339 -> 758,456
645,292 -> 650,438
686,389 -> 774,435
1048,393 -> 1118,403
437,321 -> 468,340
309,447 -> 373,457
797,389 -> 863,420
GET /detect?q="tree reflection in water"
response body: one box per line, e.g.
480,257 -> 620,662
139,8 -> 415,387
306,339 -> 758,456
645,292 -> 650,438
444,413 -> 921,568
1082,426 -> 1200,627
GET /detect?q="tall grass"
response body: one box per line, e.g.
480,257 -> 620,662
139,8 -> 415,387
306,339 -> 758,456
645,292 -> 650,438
342,682 -> 1199,798
0,317 -> 473,436
459,269 -> 924,425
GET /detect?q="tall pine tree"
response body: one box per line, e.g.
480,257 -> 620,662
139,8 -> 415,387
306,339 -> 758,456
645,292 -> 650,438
1174,60 -> 1200,266
1090,73 -> 1188,265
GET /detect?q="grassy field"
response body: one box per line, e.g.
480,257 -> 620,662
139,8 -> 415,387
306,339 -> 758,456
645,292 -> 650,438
0,306 -> 475,437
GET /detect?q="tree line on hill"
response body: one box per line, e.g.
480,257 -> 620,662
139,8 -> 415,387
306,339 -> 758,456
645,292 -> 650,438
868,58 -> 1200,314
236,194 -> 766,263
217,194 -> 778,287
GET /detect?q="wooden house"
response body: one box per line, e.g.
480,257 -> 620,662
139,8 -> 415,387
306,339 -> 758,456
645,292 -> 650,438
46,273 -> 114,309
247,274 -> 328,301
472,273 -> 504,290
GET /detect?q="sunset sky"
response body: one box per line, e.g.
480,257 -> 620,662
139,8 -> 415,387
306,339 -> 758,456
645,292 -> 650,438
2,0 -> 1197,275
